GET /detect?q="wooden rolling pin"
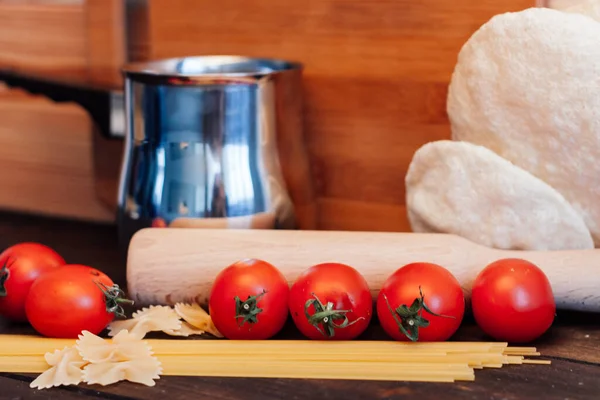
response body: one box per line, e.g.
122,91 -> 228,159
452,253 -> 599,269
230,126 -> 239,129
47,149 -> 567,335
127,228 -> 600,312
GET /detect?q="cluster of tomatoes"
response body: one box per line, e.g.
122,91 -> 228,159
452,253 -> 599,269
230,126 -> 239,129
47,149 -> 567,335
0,241 -> 557,344
208,258 -> 556,344
0,242 -> 129,338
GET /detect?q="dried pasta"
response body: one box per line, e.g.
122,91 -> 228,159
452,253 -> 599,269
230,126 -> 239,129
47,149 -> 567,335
83,357 -> 162,387
107,304 -> 217,338
164,321 -> 206,337
174,303 -> 223,338
3,334 -> 550,385
77,330 -> 154,363
77,331 -> 162,387
107,305 -> 182,339
30,346 -> 87,389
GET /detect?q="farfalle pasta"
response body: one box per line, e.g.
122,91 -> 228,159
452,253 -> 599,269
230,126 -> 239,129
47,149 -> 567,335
163,321 -> 206,337
30,346 -> 86,389
83,357 -> 162,387
29,302 -> 221,390
78,331 -> 161,387
107,305 -> 182,339
107,303 -> 220,339
77,330 -> 153,363
31,330 -> 162,390
174,303 -> 223,338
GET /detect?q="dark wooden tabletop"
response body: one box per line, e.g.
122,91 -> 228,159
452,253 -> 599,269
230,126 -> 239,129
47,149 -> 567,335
0,211 -> 599,400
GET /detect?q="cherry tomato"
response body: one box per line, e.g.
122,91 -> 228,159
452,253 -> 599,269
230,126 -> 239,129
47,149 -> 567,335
0,242 -> 65,322
377,262 -> 465,342
25,264 -> 132,338
289,262 -> 372,340
209,259 -> 290,340
471,258 -> 555,343
151,217 -> 167,228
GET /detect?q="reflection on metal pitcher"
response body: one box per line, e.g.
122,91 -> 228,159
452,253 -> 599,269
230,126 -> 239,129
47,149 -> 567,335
117,56 -> 302,247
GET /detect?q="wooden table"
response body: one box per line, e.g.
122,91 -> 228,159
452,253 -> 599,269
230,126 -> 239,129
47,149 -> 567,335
0,211 -> 599,400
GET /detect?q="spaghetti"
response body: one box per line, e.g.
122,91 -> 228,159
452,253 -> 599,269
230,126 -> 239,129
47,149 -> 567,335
0,334 -> 550,384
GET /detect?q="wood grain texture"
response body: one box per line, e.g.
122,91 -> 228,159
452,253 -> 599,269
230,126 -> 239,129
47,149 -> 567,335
0,211 -> 599,400
0,375 -> 105,400
84,0 -> 126,88
0,0 -> 126,86
127,228 -> 600,312
142,0 -> 536,232
0,0 -> 87,79
0,0 -> 129,222
0,86 -> 114,223
126,0 -> 150,62
91,360 -> 600,400
2,334 -> 598,400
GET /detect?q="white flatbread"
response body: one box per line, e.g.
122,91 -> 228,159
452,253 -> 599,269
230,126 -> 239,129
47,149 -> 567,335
554,0 -> 600,22
447,7 -> 600,245
405,140 -> 593,251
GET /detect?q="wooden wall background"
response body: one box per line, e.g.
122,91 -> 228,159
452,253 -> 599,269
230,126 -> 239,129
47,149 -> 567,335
140,0 -> 535,231
0,0 -> 535,231
0,0 -> 123,224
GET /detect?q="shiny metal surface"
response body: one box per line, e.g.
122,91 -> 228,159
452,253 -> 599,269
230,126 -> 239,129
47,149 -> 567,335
109,92 -> 125,138
117,56 -> 302,247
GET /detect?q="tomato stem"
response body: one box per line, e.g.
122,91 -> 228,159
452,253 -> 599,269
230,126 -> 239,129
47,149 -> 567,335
383,286 -> 454,342
0,258 -> 12,297
234,290 -> 267,327
94,280 -> 134,318
304,293 -> 364,338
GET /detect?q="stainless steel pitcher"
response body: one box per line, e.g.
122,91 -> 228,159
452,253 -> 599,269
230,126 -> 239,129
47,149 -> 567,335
117,56 -> 311,246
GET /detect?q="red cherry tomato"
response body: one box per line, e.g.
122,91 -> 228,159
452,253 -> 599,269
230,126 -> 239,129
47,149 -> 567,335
471,258 -> 555,343
209,259 -> 290,340
26,264 -> 132,338
289,262 -> 372,340
0,242 -> 65,322
377,262 -> 465,342
151,217 -> 167,228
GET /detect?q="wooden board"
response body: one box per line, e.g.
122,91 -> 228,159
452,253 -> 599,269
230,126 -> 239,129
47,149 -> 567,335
0,0 -> 126,88
0,0 -> 126,222
0,85 -> 114,223
84,0 -> 127,88
0,0 -> 88,80
0,0 -> 539,229
137,0 -> 536,232
0,211 -> 599,400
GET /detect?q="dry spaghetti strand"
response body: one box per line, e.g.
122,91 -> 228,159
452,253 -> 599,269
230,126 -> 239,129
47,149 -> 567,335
0,335 -> 551,384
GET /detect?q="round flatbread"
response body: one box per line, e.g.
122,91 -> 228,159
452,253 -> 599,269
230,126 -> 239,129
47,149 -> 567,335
405,140 -> 593,251
447,7 -> 600,245
556,0 -> 600,22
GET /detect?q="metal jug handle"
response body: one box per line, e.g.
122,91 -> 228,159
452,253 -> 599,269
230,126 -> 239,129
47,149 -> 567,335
0,68 -> 124,139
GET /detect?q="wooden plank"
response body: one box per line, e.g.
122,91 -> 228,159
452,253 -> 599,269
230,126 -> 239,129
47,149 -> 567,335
0,374 -> 111,400
317,199 -> 409,232
141,0 -> 535,232
0,0 -> 87,80
84,0 -> 127,88
0,211 -> 598,399
1,323 -> 599,400
0,0 -> 126,86
0,86 -> 115,223
42,360 -> 600,400
126,0 -> 151,62
0,0 -> 128,221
